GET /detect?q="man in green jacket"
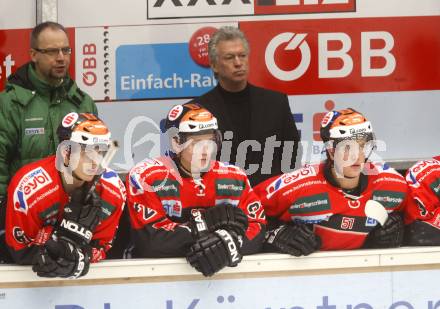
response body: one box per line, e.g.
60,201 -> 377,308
0,22 -> 97,262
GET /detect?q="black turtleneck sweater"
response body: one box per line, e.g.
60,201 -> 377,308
192,83 -> 301,186
218,84 -> 251,149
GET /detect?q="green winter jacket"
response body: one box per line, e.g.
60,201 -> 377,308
0,62 -> 98,195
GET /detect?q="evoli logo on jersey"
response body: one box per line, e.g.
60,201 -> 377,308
266,165 -> 316,198
116,43 -> 216,100
13,167 -> 53,214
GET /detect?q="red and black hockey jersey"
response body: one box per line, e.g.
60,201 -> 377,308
127,157 -> 266,258
405,156 -> 440,227
6,155 -> 126,264
254,162 -> 407,250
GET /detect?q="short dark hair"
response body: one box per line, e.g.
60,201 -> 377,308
30,22 -> 68,49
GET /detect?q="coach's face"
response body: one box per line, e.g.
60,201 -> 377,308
30,27 -> 71,85
211,38 -> 249,92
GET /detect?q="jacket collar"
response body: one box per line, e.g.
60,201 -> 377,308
6,62 -> 79,107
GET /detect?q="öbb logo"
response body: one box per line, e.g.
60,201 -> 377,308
265,31 -> 396,81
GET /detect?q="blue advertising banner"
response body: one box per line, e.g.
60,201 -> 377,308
116,43 -> 216,99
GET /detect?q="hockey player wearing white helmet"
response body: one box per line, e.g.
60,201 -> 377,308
127,103 -> 266,277
5,113 -> 126,278
254,108 -> 407,256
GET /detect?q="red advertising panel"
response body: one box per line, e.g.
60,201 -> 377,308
0,28 -> 75,91
241,16 -> 440,95
254,0 -> 356,16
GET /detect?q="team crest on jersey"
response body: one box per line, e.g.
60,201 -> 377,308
266,165 -> 316,198
348,200 -> 361,209
13,167 -> 53,214
12,226 -> 32,245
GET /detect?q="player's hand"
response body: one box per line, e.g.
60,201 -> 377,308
32,239 -> 91,278
57,188 -> 102,246
364,212 -> 404,248
265,223 -> 321,256
189,205 -> 248,238
186,229 -> 242,277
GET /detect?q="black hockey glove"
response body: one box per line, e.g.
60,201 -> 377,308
363,212 -> 404,248
265,223 -> 321,256
56,188 -> 102,247
188,204 -> 248,238
404,220 -> 440,246
186,229 -> 243,277
32,238 -> 91,278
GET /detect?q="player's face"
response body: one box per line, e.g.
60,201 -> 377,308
74,145 -> 107,182
179,133 -> 217,174
30,27 -> 71,85
333,139 -> 369,178
211,38 -> 249,91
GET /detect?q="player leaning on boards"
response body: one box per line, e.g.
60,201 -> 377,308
254,108 -> 407,255
0,22 -> 97,263
5,113 -> 125,278
127,103 -> 266,276
405,156 -> 440,245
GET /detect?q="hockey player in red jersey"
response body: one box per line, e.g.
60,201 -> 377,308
254,108 -> 407,255
127,103 -> 266,276
405,157 -> 440,245
5,113 -> 126,278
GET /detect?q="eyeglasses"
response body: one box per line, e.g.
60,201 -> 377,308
34,47 -> 72,57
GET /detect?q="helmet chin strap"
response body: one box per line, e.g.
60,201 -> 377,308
72,169 -> 88,182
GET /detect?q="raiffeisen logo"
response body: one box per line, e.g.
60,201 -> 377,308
147,0 -> 354,19
255,0 -> 356,15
